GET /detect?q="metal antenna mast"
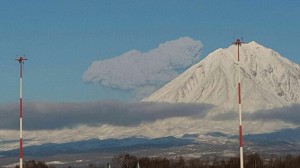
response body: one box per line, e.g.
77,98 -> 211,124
233,39 -> 244,168
15,56 -> 27,168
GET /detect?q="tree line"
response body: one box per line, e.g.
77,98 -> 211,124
16,153 -> 300,168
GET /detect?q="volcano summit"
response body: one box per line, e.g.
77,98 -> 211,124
144,41 -> 300,113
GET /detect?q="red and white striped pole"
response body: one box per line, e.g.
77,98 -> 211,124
16,56 -> 27,168
233,39 -> 244,168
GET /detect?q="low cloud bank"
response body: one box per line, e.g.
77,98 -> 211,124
248,104 -> 300,124
212,104 -> 300,125
0,101 -> 212,130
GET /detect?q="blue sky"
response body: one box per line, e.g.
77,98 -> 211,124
0,0 -> 299,103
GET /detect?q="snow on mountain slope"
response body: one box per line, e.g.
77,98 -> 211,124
0,117 -> 295,153
144,41 -> 300,112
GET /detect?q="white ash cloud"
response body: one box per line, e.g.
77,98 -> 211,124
83,37 -> 203,99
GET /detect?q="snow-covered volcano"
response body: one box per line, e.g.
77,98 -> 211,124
1,41 -> 300,161
144,41 -> 300,112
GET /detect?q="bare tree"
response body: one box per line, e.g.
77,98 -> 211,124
111,153 -> 138,168
245,153 -> 263,168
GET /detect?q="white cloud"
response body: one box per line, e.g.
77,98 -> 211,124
83,37 -> 203,99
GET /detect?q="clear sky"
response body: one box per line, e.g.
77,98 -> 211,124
0,0 -> 299,103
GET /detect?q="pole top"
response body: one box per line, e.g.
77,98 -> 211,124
232,39 -> 244,46
15,56 -> 28,63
